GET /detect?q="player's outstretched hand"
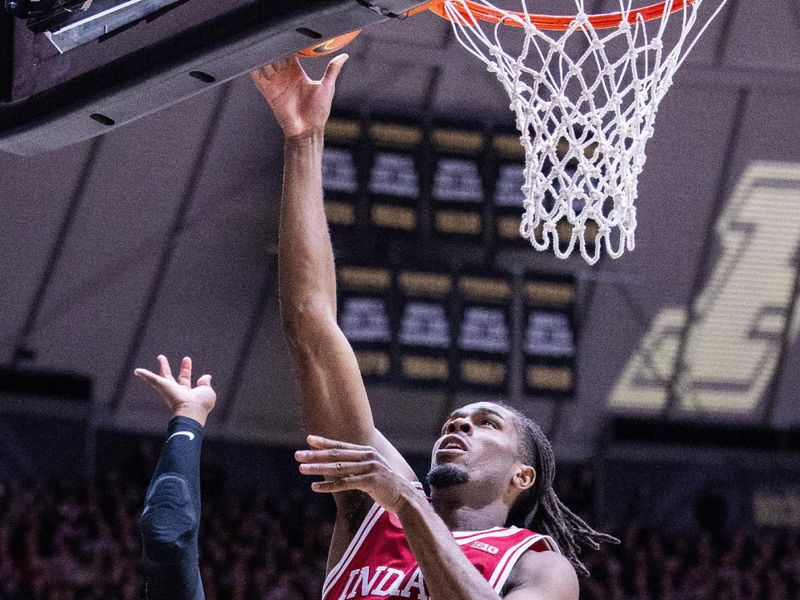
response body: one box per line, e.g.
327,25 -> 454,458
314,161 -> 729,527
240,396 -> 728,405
296,436 -> 418,513
250,54 -> 348,140
134,355 -> 216,426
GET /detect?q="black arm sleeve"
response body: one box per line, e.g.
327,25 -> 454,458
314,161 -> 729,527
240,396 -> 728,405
140,416 -> 205,600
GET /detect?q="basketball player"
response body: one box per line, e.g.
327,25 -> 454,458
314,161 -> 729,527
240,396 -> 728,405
250,55 -> 616,600
135,355 -> 215,600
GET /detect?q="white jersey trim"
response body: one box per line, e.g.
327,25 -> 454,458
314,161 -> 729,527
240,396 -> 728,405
488,533 -> 560,593
452,526 -> 504,537
321,482 -> 424,600
322,502 -> 383,599
453,527 -> 524,545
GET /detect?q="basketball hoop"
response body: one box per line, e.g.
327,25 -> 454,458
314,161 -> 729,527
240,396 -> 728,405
416,0 -> 729,264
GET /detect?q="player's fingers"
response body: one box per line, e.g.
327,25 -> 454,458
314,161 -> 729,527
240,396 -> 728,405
249,68 -> 266,89
250,60 -> 280,86
259,62 -> 278,77
287,55 -> 313,84
306,435 -> 363,451
197,374 -> 212,387
295,448 -> 370,463
310,475 -> 370,493
298,461 -> 373,477
322,53 -> 348,87
178,356 -> 192,386
133,368 -> 161,384
157,355 -> 174,380
273,57 -> 294,72
134,369 -> 170,395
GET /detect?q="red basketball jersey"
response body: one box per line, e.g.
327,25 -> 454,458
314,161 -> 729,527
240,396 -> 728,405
322,488 -> 560,600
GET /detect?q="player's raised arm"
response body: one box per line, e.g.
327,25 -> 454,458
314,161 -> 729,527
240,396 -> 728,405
251,57 -> 416,483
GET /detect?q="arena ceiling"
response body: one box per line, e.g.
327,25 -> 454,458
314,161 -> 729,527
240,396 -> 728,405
1,0 -> 800,460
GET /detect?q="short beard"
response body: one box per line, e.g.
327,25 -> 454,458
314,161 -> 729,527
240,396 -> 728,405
427,464 -> 470,489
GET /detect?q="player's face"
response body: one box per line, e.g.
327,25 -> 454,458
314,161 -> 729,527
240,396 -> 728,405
430,402 -> 522,481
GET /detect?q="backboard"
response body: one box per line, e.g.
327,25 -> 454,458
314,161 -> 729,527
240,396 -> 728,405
0,0 -> 425,155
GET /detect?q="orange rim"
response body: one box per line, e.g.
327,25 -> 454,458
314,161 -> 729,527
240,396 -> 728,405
296,29 -> 362,58
409,0 -> 696,31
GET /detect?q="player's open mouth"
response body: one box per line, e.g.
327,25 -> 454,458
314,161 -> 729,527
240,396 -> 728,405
437,435 -> 468,453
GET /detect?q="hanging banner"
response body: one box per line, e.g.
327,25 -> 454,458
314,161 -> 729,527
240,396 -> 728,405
395,270 -> 453,387
322,116 -> 362,229
337,265 -> 394,382
522,274 -> 577,399
366,120 -> 424,237
491,131 -> 528,249
456,273 -> 512,394
430,125 -> 486,242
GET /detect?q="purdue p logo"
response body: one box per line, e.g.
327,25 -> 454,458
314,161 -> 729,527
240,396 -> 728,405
611,162 -> 800,414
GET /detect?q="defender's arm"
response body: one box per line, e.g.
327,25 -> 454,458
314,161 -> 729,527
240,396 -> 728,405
134,356 -> 215,600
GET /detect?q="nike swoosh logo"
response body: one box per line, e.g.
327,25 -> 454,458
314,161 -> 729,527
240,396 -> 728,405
168,431 -> 195,442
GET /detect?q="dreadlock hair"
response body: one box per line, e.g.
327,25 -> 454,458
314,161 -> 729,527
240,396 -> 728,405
498,403 -> 619,577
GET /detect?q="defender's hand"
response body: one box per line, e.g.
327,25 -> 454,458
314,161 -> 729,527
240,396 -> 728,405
250,54 -> 348,140
296,436 -> 418,514
134,355 -> 216,426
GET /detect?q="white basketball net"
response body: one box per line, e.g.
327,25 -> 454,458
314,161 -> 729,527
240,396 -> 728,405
441,0 -> 727,264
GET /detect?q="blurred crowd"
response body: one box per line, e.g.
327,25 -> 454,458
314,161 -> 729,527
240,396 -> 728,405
581,524 -> 800,600
0,442 -> 799,599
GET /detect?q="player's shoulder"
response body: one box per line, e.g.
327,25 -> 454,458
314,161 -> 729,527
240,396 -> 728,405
502,550 -> 579,599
